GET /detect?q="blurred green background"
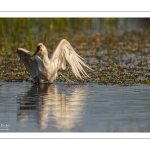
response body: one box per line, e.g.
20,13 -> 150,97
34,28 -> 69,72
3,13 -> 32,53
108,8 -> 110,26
0,18 -> 150,54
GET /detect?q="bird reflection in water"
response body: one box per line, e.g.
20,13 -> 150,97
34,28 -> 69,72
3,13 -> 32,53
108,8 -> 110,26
17,83 -> 86,131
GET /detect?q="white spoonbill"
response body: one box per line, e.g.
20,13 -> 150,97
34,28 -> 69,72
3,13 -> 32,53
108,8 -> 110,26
17,39 -> 93,83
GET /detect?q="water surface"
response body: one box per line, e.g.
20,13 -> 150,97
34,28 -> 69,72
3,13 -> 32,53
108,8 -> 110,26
0,82 -> 150,132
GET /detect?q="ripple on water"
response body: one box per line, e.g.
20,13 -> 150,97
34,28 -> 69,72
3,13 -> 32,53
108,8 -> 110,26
0,82 -> 150,132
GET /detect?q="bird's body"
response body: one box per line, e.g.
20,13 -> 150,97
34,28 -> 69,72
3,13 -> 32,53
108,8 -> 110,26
17,39 -> 92,83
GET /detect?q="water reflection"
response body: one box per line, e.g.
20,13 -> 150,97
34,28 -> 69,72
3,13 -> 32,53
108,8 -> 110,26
16,83 -> 86,131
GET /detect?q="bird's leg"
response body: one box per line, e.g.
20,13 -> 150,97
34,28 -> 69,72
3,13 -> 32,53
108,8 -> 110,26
59,73 -> 74,85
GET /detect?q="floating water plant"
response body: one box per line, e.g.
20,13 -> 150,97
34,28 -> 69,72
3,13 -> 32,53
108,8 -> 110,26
0,19 -> 150,85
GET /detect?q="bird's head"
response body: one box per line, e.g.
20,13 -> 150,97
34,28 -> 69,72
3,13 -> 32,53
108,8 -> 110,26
30,43 -> 47,60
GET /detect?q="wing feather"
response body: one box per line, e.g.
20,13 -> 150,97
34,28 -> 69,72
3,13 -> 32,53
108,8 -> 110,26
51,39 -> 93,79
61,52 -> 66,70
72,56 -> 89,77
17,48 -> 45,79
68,55 -> 81,78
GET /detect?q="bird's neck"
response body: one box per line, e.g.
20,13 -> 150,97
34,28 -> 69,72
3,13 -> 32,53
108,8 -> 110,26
43,53 -> 50,66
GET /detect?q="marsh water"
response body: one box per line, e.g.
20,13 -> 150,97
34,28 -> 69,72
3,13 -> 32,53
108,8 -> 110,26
1,18 -> 150,132
0,82 -> 150,132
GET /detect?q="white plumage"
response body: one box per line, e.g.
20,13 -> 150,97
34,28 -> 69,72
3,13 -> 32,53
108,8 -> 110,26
17,39 -> 93,83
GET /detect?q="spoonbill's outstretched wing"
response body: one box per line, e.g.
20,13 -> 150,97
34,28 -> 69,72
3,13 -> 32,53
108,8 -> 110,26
51,39 -> 93,79
17,48 -> 45,79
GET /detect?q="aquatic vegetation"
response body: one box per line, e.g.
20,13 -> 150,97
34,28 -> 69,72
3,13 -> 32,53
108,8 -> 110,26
0,18 -> 150,85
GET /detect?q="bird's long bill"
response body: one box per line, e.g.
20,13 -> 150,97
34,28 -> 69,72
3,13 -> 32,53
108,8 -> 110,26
30,46 -> 40,60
